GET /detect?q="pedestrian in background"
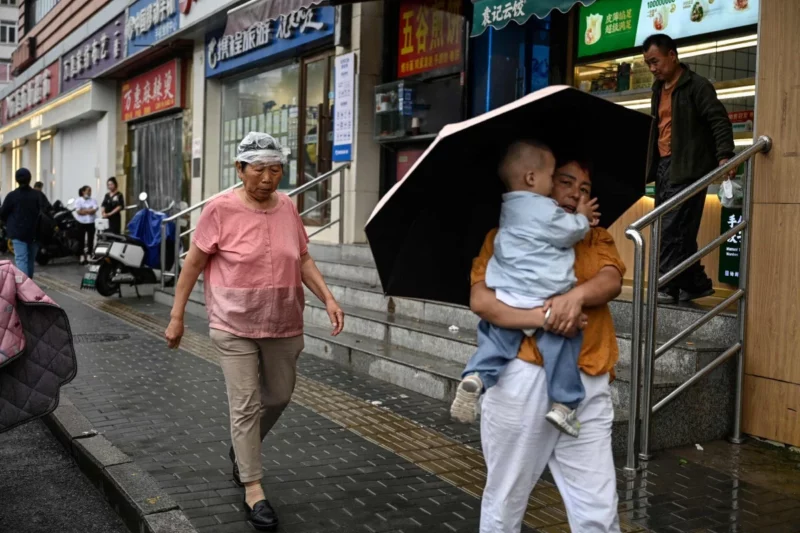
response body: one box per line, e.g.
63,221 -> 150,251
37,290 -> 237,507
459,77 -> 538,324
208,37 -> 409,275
74,186 -> 98,265
643,33 -> 735,304
0,168 -> 49,278
34,181 -> 52,209
101,177 -> 125,235
165,132 -> 345,532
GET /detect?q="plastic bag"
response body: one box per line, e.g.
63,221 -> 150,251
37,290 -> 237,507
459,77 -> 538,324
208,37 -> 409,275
718,178 -> 743,208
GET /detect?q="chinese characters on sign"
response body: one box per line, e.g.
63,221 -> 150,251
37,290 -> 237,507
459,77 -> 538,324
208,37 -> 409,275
604,7 -> 634,35
3,63 -> 60,124
126,0 -> 179,55
121,59 -> 181,122
397,0 -> 464,78
480,0 -> 526,28
207,7 -> 325,71
333,52 -> 355,162
62,13 -> 126,94
719,206 -> 743,286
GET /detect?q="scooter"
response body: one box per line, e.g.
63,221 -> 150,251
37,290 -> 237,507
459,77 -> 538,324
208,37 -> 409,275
35,199 -> 83,265
81,192 -> 178,297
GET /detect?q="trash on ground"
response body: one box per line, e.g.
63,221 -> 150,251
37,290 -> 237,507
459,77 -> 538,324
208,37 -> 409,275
448,325 -> 460,333
370,400 -> 383,406
695,443 -> 704,451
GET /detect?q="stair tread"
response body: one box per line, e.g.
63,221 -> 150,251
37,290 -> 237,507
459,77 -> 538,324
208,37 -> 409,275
304,324 -> 465,380
306,298 -> 729,352
614,361 -> 683,387
313,256 -> 376,268
306,298 -> 478,346
311,275 -> 383,293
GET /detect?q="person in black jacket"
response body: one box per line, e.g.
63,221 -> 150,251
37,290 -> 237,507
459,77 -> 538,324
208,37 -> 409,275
0,168 -> 50,278
643,34 -> 735,304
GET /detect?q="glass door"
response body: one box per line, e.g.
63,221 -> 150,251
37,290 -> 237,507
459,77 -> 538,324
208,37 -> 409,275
298,52 -> 334,225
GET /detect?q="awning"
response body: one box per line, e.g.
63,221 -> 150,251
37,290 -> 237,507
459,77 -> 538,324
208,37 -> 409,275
471,0 -> 595,37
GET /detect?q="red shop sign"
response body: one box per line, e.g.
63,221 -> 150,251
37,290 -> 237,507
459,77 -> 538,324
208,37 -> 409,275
397,0 -> 464,79
2,62 -> 60,125
121,59 -> 182,122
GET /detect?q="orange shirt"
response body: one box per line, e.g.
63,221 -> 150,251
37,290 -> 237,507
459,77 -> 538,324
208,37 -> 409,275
658,83 -> 676,157
470,227 -> 625,378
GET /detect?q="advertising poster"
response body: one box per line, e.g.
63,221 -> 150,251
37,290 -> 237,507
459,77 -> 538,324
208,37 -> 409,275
579,0 -> 759,58
397,0 -> 464,78
333,52 -> 355,162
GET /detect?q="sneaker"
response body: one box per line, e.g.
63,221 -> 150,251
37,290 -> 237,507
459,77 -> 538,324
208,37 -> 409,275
679,287 -> 714,302
450,374 -> 483,424
657,290 -> 678,304
545,403 -> 580,438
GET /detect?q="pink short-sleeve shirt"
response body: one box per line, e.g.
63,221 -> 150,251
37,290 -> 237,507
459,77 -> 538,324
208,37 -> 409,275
192,191 -> 309,338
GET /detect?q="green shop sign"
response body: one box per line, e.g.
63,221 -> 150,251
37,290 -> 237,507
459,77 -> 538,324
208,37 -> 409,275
577,0 -> 760,58
471,0 -> 597,38
719,206 -> 742,286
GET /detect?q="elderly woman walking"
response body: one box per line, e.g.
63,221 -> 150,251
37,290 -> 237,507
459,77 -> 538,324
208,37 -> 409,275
165,133 -> 345,531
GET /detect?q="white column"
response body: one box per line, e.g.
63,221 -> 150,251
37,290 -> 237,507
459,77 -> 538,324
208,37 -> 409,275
337,1 -> 383,244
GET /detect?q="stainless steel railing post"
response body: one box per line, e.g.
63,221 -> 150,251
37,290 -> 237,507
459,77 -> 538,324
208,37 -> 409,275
730,157 -> 755,444
623,228 -> 645,475
639,217 -> 661,461
160,223 -> 167,290
173,221 -> 181,287
338,168 -> 346,244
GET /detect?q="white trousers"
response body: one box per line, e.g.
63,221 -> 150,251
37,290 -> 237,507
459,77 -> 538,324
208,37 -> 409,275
479,359 -> 620,533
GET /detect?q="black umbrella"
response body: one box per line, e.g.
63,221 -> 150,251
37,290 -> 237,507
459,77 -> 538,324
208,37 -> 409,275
365,85 -> 652,307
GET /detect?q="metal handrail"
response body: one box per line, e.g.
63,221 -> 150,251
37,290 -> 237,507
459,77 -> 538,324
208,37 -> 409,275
159,163 -> 351,289
623,135 -> 772,476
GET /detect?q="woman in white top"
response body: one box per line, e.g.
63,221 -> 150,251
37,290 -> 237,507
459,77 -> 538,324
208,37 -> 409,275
74,186 -> 99,265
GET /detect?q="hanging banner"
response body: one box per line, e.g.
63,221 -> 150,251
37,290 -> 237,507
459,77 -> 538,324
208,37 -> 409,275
62,12 -> 126,94
121,59 -> 182,122
719,205 -> 742,286
333,52 -> 355,162
471,0 -> 596,37
397,0 -> 465,78
578,0 -> 759,58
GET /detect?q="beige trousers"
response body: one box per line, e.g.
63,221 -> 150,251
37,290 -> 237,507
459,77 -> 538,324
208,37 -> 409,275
210,328 -> 304,483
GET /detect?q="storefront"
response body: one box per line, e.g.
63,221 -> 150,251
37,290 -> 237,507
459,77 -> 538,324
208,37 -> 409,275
573,0 -> 759,291
205,0 -> 337,223
121,58 -> 187,208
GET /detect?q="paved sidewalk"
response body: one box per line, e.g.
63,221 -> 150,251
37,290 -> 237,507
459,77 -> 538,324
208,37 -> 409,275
0,420 -> 129,533
35,269 -> 800,533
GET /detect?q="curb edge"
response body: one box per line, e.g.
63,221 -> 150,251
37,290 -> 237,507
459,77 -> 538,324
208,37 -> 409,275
42,393 -> 199,533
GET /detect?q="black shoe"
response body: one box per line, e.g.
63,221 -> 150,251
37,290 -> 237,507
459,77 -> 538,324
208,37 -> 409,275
244,499 -> 278,531
229,446 -> 243,487
679,287 -> 714,302
657,290 -> 678,304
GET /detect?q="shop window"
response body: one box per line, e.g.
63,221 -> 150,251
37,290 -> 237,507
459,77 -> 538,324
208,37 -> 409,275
0,20 -> 16,44
469,16 -> 556,116
0,0 -> 17,5
26,0 -> 59,32
220,63 -> 301,192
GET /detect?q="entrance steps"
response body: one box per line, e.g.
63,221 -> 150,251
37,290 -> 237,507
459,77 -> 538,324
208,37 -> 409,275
154,242 -> 736,455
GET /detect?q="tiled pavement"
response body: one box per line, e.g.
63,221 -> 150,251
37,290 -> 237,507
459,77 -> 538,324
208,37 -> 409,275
36,269 -> 800,533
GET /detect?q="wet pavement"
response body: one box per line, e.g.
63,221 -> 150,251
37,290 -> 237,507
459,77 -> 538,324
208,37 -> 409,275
0,420 -> 129,533
28,265 -> 800,532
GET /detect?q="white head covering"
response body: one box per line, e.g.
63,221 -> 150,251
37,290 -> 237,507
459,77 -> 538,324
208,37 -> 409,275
235,132 -> 287,165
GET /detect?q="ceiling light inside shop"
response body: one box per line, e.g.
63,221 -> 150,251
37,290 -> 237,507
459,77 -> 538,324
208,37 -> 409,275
734,138 -> 755,146
614,34 -> 758,64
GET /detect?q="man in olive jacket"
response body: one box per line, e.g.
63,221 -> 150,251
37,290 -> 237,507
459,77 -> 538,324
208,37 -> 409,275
643,34 -> 735,304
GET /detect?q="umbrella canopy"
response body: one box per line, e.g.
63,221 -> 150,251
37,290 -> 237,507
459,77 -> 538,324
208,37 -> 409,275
365,85 -> 652,307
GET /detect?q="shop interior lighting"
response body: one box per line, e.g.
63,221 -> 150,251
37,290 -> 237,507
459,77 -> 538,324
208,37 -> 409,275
618,84 -> 755,109
734,138 -> 755,146
608,34 -> 758,65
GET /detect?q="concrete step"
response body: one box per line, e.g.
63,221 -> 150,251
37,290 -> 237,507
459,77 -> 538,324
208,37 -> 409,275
609,298 -> 737,346
308,242 -> 376,266
314,258 -> 381,288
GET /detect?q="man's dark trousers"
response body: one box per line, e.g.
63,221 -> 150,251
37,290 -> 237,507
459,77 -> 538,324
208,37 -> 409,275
655,156 -> 713,295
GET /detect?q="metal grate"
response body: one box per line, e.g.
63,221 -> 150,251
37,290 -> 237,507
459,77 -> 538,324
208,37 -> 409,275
74,333 -> 131,344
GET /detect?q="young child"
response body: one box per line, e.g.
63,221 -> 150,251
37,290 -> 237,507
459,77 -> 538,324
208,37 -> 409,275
450,140 -> 597,437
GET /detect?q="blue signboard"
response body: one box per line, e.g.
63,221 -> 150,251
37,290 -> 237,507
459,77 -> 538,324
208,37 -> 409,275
205,6 -> 335,77
126,0 -> 180,56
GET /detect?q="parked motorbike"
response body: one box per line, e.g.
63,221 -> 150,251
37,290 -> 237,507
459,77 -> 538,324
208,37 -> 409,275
35,199 -> 83,265
82,193 -> 178,297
